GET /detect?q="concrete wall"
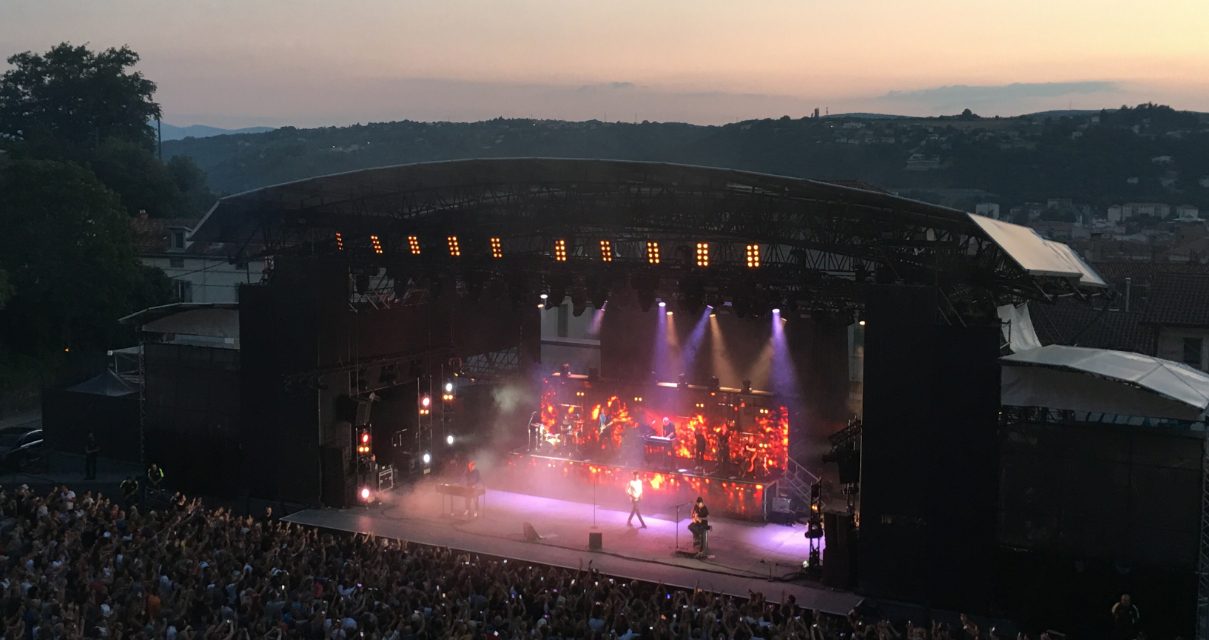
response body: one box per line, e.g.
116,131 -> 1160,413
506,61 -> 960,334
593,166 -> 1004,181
1155,326 -> 1209,372
141,254 -> 267,304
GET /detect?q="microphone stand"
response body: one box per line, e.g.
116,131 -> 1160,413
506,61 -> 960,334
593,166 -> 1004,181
592,472 -> 598,528
674,504 -> 681,552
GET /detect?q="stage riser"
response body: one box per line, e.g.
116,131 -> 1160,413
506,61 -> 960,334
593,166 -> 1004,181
493,453 -> 767,521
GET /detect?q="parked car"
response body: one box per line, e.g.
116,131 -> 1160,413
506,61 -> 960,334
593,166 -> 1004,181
0,426 -> 37,448
2,437 -> 43,472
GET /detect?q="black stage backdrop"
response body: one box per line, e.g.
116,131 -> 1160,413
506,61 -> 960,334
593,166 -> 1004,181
240,258 -> 539,505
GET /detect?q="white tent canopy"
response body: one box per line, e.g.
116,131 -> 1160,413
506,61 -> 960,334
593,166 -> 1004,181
968,214 -> 1107,288
1001,345 -> 1209,422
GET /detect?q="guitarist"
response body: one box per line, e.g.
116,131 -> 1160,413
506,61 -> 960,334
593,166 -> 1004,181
689,496 -> 711,557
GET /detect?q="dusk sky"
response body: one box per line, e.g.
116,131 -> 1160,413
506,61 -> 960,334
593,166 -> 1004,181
2,0 -> 1207,127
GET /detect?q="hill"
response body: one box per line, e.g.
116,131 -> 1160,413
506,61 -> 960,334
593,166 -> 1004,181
163,104 -> 1209,215
158,123 -> 275,141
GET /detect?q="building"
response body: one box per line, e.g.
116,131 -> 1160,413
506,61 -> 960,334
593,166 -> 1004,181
1144,272 -> 1209,372
132,212 -> 267,303
1108,203 -> 1174,223
974,202 -> 1001,220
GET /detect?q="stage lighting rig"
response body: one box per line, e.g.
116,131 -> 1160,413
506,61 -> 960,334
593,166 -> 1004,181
355,427 -> 372,457
599,239 -> 614,263
646,241 -> 661,265
805,481 -> 824,571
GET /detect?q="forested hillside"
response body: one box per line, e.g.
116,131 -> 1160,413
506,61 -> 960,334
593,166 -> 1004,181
166,104 -> 1209,214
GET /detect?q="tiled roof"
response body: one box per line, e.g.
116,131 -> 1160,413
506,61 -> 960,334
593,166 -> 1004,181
130,214 -> 237,258
1029,299 -> 1155,354
1143,272 -> 1209,327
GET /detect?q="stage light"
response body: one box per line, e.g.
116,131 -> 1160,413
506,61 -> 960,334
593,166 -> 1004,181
599,239 -> 614,262
407,235 -> 421,255
370,234 -> 383,255
772,308 -> 781,315
745,244 -> 761,268
554,239 -> 568,262
444,381 -> 454,393
540,293 -> 548,301
446,235 -> 462,257
695,242 -> 710,268
356,427 -> 373,456
490,236 -> 503,259
421,395 -> 431,408
446,434 -> 455,446
658,300 -> 666,308
666,310 -> 673,316
335,232 -> 344,251
422,452 -> 431,465
646,241 -> 661,265
806,520 -> 823,539
359,487 -> 372,502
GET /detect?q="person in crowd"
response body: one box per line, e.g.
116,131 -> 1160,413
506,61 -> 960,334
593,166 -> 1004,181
1111,593 -> 1141,640
119,475 -> 139,505
625,470 -> 647,528
0,482 -> 1065,640
147,462 -> 164,492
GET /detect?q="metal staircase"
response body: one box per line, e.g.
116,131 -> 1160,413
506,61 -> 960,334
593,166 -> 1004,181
773,457 -> 820,513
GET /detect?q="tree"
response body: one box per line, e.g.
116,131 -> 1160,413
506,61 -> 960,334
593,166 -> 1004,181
0,269 -> 11,310
0,158 -> 169,383
0,43 -> 160,157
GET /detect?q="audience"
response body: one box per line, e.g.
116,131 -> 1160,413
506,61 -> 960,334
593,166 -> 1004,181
0,484 -> 1043,639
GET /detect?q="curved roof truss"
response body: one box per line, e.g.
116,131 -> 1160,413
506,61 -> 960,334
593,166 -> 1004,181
194,158 -> 1108,316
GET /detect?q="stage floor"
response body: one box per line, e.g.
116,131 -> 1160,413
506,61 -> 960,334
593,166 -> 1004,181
282,483 -> 862,616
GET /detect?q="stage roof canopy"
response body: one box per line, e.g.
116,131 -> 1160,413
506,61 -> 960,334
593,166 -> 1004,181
1001,345 -> 1209,422
193,158 -> 1107,310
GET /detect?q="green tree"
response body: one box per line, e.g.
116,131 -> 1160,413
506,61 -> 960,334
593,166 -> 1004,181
0,159 -> 168,384
0,43 -> 159,157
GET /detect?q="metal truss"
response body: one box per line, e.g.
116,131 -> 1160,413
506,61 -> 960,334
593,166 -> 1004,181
208,161 -> 1108,314
460,347 -> 522,381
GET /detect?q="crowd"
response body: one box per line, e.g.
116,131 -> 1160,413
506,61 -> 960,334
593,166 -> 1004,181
0,484 -> 1087,639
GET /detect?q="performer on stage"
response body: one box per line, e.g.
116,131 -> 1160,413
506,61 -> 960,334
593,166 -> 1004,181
625,471 -> 647,528
695,429 -> 708,469
718,421 -> 732,472
689,496 -> 711,557
528,412 -> 542,452
463,460 -> 482,517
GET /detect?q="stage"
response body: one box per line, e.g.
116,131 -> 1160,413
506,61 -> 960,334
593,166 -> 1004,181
282,482 -> 862,616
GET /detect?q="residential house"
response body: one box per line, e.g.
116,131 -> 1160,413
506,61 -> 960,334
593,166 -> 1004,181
1143,272 -> 1209,372
132,212 -> 267,304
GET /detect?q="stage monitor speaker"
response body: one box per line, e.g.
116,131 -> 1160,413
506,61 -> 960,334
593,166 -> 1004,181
836,452 -> 861,485
589,531 -> 603,551
823,512 -> 858,589
523,522 -> 542,542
